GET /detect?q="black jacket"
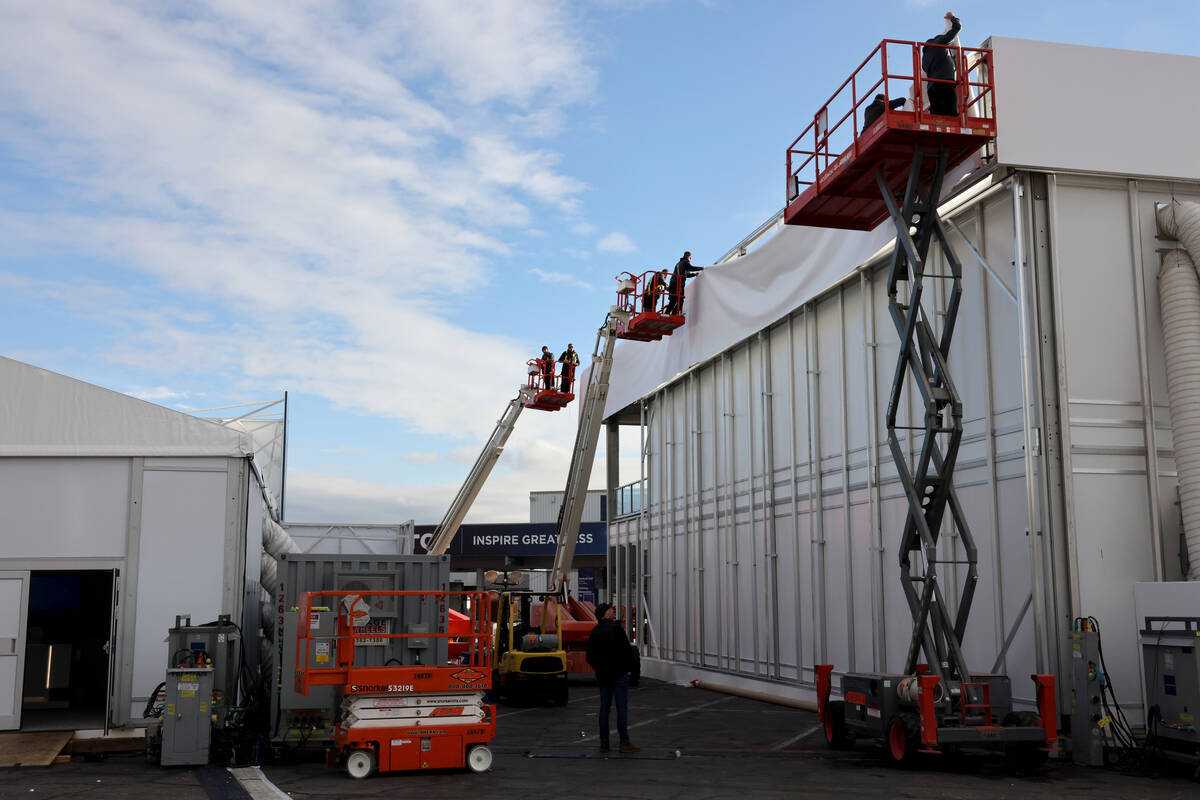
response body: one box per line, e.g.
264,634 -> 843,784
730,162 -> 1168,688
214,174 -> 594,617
586,619 -> 635,682
672,258 -> 703,281
559,349 -> 580,366
922,16 -> 961,81
863,96 -> 906,130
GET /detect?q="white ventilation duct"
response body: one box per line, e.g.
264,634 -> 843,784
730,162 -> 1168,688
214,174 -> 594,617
260,517 -> 299,590
1156,200 -> 1200,580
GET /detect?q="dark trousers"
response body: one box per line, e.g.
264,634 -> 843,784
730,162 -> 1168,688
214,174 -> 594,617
664,280 -> 683,315
542,369 -> 553,390
927,81 -> 957,116
560,365 -> 575,393
597,674 -> 630,743
642,290 -> 659,313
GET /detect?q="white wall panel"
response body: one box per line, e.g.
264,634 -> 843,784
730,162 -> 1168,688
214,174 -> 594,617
0,458 -> 129,558
132,468 -> 228,708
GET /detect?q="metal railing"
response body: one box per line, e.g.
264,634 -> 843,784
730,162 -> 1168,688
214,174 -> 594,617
614,479 -> 646,518
786,38 -> 995,202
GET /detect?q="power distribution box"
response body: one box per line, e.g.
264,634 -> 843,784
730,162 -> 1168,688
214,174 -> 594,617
160,667 -> 214,766
1069,629 -> 1105,766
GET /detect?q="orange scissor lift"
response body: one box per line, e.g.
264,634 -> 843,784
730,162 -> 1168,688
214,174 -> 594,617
294,590 -> 496,778
787,40 -> 1059,766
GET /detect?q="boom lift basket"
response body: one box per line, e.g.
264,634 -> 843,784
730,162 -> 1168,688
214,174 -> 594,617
614,270 -> 686,341
525,359 -> 576,411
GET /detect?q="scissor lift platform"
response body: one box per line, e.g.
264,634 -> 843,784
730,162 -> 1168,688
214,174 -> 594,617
784,39 -> 996,231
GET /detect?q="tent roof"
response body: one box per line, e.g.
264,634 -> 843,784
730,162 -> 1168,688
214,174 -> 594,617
0,355 -> 249,457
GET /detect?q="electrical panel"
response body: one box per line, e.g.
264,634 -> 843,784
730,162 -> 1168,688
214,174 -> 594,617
1140,616 -> 1200,766
160,667 -> 214,766
1069,629 -> 1105,766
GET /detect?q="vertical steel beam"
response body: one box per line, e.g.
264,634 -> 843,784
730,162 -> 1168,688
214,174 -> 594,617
787,313 -> 805,680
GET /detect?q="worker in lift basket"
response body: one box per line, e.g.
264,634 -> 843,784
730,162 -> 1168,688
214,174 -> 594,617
586,603 -> 640,754
862,93 -> 906,132
664,252 -> 703,316
540,345 -> 555,390
922,12 -> 962,116
643,269 -> 668,313
559,343 -> 580,393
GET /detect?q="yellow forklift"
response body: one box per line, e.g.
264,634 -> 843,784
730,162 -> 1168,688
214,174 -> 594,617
490,580 -> 569,706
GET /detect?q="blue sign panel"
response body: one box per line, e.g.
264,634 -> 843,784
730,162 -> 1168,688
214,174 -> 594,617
414,521 -> 606,557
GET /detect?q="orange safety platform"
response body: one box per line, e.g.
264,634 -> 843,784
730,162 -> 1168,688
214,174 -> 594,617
525,359 -> 575,411
614,270 -> 686,341
784,39 -> 996,231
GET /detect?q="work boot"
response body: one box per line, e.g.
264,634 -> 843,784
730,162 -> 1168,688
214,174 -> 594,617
619,741 -> 640,754
599,740 -> 610,753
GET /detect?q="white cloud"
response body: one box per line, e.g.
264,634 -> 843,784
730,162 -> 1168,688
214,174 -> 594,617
528,268 -> 594,291
596,232 -> 637,254
0,1 -> 605,521
399,451 -> 439,464
129,385 -> 189,402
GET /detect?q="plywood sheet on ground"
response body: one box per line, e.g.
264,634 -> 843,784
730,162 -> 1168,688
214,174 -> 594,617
0,730 -> 73,767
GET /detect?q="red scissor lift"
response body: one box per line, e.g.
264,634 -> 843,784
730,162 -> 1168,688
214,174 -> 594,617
614,270 -> 686,341
295,590 -> 496,778
525,358 -> 576,411
789,41 -> 1059,766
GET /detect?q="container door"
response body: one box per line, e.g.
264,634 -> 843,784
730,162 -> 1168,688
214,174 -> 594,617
0,571 -> 31,730
104,568 -> 120,734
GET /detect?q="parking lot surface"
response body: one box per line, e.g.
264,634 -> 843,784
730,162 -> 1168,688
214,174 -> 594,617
2,679 -> 1196,799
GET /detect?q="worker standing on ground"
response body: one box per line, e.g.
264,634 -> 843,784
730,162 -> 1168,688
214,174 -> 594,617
923,12 -> 962,116
559,343 -> 579,393
586,603 -> 639,754
540,346 -> 555,390
664,252 -> 703,315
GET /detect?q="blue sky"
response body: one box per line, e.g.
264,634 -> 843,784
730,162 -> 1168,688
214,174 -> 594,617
2,0 -> 1197,524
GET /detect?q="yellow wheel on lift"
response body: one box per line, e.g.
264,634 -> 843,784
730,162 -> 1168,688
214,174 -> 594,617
466,744 -> 493,773
345,748 -> 376,779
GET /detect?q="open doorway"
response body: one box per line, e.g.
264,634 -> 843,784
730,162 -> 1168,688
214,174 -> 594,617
21,570 -> 114,732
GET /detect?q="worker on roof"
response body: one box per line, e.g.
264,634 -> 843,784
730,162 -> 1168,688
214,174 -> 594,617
643,269 -> 668,313
664,252 -> 703,316
862,93 -> 906,132
539,346 -> 555,390
559,343 -> 579,393
923,12 -> 962,116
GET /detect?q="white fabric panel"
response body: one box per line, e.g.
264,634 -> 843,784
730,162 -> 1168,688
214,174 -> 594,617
605,223 -> 893,419
991,37 -> 1200,182
0,458 -> 129,558
0,356 -> 247,457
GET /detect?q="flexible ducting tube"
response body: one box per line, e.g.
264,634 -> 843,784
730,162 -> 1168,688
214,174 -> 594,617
1156,200 -> 1200,579
260,517 -> 298,590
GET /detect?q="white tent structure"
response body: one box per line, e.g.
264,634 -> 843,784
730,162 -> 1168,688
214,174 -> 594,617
0,356 -> 279,731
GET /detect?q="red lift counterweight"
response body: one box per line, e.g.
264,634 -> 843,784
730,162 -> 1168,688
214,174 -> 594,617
788,39 -> 1058,765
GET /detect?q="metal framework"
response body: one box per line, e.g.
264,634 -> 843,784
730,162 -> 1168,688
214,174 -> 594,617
878,146 -> 978,685
426,388 -> 534,556
549,308 -> 628,592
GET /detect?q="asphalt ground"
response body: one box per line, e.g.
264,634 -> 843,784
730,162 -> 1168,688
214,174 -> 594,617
2,679 -> 1197,799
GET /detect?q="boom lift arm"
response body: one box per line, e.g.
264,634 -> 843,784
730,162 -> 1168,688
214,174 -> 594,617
548,308 -> 628,593
427,387 -> 535,556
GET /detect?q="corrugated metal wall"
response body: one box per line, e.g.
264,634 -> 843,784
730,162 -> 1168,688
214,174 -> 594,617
608,171 -> 1198,715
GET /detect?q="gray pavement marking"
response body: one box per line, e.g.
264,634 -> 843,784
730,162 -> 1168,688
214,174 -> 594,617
771,723 -> 821,750
229,766 -> 292,800
497,691 -> 599,718
576,694 -> 735,742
